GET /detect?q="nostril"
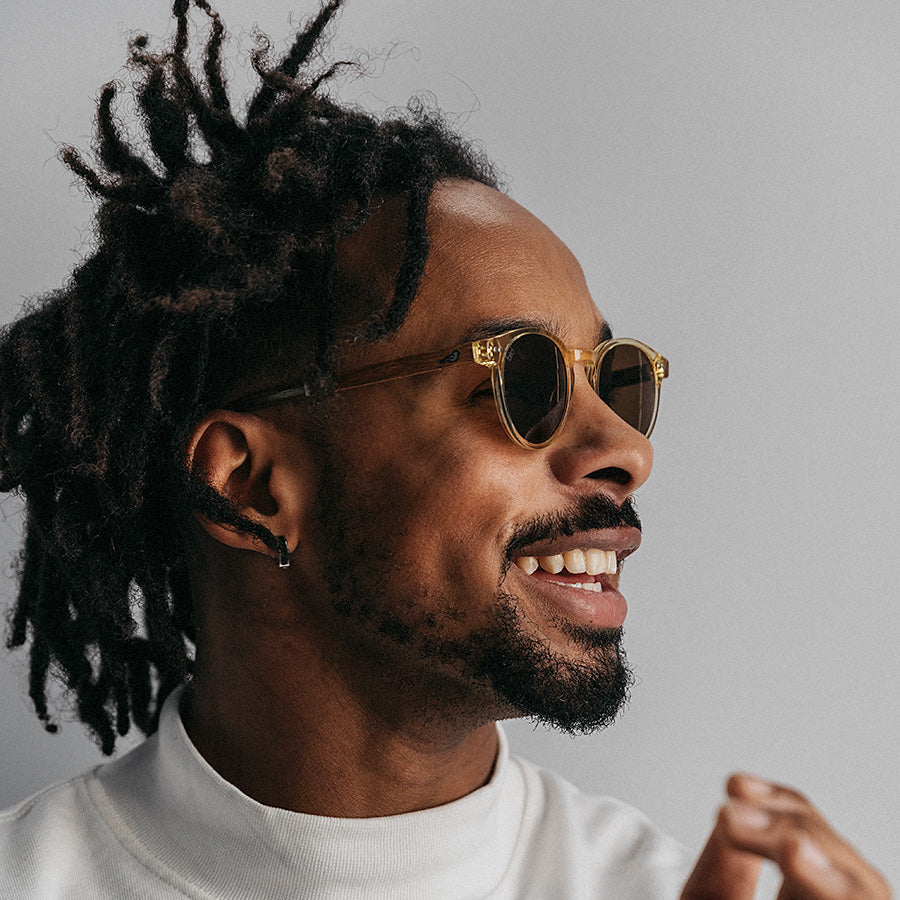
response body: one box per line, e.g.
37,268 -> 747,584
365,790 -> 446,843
586,466 -> 631,485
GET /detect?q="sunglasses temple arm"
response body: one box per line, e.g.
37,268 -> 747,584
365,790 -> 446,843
336,344 -> 475,391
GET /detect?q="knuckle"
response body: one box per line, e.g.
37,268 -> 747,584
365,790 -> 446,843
780,832 -> 813,870
781,834 -> 891,900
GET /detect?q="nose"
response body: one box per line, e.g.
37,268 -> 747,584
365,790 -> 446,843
546,370 -> 654,502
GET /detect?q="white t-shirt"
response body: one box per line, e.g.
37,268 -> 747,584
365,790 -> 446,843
0,688 -> 693,898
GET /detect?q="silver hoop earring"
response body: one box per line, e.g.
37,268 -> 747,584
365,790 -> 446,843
276,536 -> 291,569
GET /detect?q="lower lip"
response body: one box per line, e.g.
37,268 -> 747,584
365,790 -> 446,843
513,568 -> 628,629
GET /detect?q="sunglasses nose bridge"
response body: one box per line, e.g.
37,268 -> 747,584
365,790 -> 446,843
568,347 -> 599,388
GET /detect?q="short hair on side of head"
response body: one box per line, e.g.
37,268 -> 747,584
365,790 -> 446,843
0,0 -> 499,754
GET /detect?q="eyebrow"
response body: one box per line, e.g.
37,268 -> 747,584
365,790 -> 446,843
457,316 -> 613,347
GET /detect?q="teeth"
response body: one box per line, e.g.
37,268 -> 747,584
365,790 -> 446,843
562,549 -> 586,574
586,549 -> 618,576
515,549 -> 619,576
550,581 -> 605,593
585,548 -> 604,576
537,554 -> 565,574
603,550 -> 617,574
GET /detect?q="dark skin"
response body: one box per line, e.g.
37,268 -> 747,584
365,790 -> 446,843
182,180 -> 890,898
181,411 -> 500,817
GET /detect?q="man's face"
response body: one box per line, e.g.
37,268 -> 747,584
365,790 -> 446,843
295,180 -> 655,733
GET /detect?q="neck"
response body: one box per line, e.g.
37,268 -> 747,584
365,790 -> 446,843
182,604 -> 500,818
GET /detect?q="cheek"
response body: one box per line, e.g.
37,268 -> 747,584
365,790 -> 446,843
338,389 -> 528,599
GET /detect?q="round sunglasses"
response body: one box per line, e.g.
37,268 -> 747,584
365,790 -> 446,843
235,328 -> 669,449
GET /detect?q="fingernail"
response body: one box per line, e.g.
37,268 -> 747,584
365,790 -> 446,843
726,800 -> 771,830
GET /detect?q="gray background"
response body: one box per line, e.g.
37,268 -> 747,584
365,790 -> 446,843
2,1 -> 898,892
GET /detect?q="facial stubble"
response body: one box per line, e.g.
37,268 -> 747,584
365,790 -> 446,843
311,447 -> 634,735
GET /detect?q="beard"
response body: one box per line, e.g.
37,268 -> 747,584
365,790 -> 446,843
450,592 -> 634,734
310,442 -> 636,736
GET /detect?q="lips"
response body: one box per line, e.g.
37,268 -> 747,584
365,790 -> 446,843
507,527 -> 641,629
511,527 -> 641,570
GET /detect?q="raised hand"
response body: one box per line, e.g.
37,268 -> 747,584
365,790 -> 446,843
681,774 -> 892,900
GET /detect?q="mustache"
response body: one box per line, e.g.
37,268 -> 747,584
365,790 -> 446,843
505,495 -> 641,558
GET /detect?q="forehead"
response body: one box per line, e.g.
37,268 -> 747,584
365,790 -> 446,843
347,180 -> 606,357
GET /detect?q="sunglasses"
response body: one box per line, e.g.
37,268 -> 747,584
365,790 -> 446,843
236,328 -> 669,449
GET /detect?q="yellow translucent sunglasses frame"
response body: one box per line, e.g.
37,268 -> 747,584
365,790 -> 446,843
236,328 -> 669,449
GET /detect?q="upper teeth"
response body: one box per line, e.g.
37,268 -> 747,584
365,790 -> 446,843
514,548 -> 618,576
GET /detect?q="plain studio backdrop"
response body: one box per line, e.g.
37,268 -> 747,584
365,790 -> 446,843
1,1 -> 898,894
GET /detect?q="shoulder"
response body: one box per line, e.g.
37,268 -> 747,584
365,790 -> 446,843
0,773 -> 101,898
500,753 -> 693,899
0,764 -> 181,900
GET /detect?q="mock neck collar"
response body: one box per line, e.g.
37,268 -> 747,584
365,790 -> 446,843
90,686 -> 524,899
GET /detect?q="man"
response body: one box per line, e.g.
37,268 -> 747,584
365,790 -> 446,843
0,1 -> 890,897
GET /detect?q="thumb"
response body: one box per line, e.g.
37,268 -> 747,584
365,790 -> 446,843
681,807 -> 763,900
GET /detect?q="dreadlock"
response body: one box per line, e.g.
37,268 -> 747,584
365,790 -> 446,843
0,0 -> 498,754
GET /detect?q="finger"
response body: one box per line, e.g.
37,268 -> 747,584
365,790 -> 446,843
680,808 -> 763,900
724,801 -> 851,899
722,774 -> 892,900
775,837 -> 859,900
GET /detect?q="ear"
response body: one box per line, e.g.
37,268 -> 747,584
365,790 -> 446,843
184,410 -> 311,561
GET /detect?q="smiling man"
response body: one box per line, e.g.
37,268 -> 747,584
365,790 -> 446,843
0,2 -> 890,898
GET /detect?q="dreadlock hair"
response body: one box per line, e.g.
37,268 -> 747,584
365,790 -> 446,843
0,0 -> 499,755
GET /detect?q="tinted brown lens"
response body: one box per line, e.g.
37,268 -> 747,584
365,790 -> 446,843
596,344 -> 655,435
502,333 -> 567,444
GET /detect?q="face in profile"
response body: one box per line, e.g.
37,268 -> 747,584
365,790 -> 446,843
291,179 -> 655,733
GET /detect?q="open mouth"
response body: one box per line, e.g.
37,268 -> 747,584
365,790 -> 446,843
507,530 -> 641,628
514,548 -> 619,586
